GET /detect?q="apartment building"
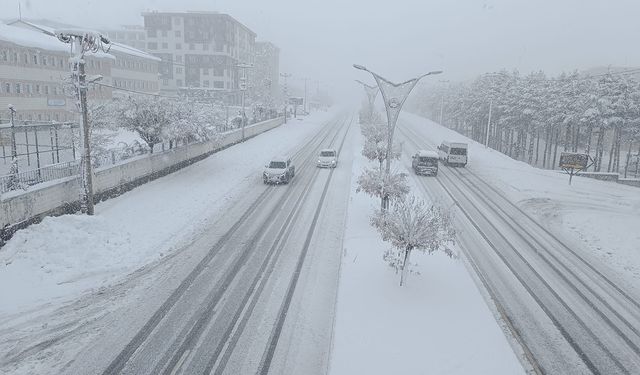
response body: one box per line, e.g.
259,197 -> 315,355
254,41 -> 280,99
8,19 -> 161,96
102,25 -> 147,51
142,11 -> 256,102
0,23 -> 113,122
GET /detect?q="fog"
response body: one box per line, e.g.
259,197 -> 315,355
14,0 -> 640,101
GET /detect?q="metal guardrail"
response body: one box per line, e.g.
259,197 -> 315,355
0,160 -> 79,194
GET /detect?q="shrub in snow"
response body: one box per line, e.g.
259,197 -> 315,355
356,166 -> 409,210
371,195 -> 456,286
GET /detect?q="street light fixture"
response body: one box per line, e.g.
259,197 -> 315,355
353,64 -> 442,209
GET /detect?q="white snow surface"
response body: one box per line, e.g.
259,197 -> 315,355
0,110 -> 335,316
400,112 -> 640,286
329,127 -> 525,375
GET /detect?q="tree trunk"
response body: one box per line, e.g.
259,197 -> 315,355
542,127 -> 550,168
400,245 -> 413,286
636,143 -> 640,178
614,127 -> 622,173
528,129 -> 535,165
535,129 -> 541,165
573,124 -> 580,153
607,126 -> 616,172
624,140 -> 632,178
564,123 -> 572,152
595,126 -> 605,172
552,126 -> 560,170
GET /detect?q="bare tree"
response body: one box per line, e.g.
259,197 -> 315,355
371,195 -> 456,286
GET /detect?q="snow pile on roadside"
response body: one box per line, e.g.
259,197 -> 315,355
329,129 -> 524,375
0,215 -> 134,314
400,112 -> 640,286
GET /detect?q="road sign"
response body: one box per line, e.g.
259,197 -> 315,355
559,152 -> 589,169
559,152 -> 593,185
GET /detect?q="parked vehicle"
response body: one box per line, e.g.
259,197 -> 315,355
263,157 -> 295,184
317,148 -> 338,168
412,150 -> 439,176
437,141 -> 468,167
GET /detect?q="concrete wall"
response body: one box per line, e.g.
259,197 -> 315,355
0,117 -> 283,243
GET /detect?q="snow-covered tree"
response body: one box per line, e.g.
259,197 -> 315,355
116,95 -> 173,153
356,166 -> 410,210
371,195 -> 456,286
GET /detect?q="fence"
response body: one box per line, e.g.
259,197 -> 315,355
0,121 -> 79,176
1,117 -> 284,245
0,160 -> 79,194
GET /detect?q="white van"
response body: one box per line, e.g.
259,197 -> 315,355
437,141 -> 468,167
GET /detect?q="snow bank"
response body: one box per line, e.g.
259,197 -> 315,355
0,215 -> 135,313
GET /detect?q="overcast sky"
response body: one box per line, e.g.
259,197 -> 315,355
12,0 -> 640,102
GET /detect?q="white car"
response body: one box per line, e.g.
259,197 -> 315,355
263,157 -> 295,184
317,149 -> 338,168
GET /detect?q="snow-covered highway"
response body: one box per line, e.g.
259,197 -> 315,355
397,117 -> 640,374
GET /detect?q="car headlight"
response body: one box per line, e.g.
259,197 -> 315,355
331,160 -> 336,164
318,159 -> 321,163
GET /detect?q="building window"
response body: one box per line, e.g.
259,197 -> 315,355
176,67 -> 183,73
176,43 -> 182,50
23,53 -> 28,64
214,81 -> 224,89
203,68 -> 209,75
33,55 -> 38,64
203,80 -> 209,87
42,56 -> 47,66
176,55 -> 182,63
15,83 -> 21,94
162,42 -> 168,49
44,85 -> 49,95
176,79 -> 183,87
174,17 -> 181,25
163,79 -> 168,86
1,50 -> 7,61
175,30 -> 181,37
202,44 -> 208,51
148,42 -> 158,50
161,30 -> 168,37
189,43 -> 195,50
147,29 -> 157,37
214,67 -> 223,76
5,83 -> 10,93
36,84 -> 40,94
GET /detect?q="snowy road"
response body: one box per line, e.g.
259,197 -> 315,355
0,111 -> 355,375
397,120 -> 640,375
68,114 -> 353,375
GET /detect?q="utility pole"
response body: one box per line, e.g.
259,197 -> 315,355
280,72 -> 291,124
56,29 -> 110,215
439,95 -> 444,125
8,105 -> 17,165
304,77 -> 308,114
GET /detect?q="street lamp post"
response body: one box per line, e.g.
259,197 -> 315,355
237,63 -> 254,142
280,72 -> 291,124
353,64 -> 442,209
